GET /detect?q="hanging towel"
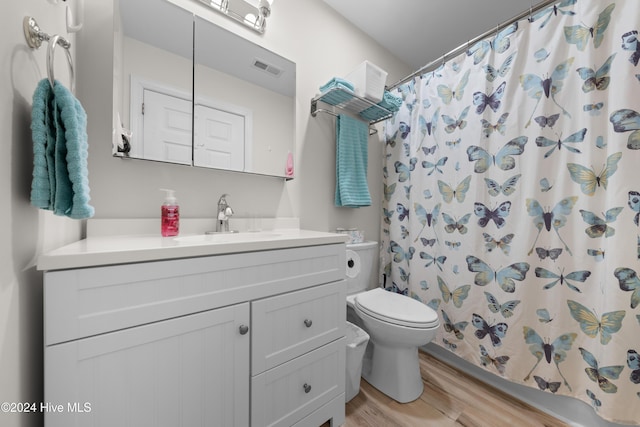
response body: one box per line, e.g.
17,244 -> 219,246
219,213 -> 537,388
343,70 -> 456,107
30,79 -> 94,219
30,79 -> 55,210
335,114 -> 371,208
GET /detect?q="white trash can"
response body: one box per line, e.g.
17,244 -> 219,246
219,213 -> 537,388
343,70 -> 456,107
345,321 -> 370,402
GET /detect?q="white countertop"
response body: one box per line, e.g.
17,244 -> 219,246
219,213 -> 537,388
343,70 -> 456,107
38,227 -> 349,271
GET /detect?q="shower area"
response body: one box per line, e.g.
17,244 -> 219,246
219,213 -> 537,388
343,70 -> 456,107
381,0 -> 640,424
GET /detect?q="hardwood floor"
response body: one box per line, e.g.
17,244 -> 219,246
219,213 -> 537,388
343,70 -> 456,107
335,350 -> 569,427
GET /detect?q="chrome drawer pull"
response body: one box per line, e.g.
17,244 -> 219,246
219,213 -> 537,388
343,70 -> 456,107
303,383 -> 312,394
304,319 -> 313,328
239,325 -> 249,335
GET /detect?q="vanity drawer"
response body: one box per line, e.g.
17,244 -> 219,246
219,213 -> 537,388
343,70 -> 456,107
44,244 -> 345,346
251,338 -> 345,427
251,281 -> 345,374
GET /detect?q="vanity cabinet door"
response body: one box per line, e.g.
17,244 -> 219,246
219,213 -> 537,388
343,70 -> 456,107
45,303 -> 250,427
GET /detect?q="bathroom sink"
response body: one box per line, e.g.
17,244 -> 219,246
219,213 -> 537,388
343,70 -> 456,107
174,231 -> 282,245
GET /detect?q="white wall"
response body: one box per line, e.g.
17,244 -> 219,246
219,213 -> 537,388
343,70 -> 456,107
2,3 -> 84,427
1,1 -> 410,426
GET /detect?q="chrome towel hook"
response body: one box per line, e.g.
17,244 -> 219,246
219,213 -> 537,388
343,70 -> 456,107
23,16 -> 75,91
23,16 -> 70,50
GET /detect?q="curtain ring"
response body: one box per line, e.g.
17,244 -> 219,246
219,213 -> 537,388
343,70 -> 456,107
47,34 -> 75,92
528,5 -> 533,22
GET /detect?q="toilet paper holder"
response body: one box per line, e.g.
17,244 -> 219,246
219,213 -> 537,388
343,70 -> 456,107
346,249 -> 361,278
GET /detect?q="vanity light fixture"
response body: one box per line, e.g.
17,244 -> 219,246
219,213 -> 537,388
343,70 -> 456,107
196,0 -> 274,34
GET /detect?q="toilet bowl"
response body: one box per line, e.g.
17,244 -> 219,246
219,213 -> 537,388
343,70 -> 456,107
345,242 -> 440,403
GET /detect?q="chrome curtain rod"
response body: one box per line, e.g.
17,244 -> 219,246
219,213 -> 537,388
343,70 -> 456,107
387,0 -> 560,90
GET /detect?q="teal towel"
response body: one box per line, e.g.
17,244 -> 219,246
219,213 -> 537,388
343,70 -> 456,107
359,90 -> 403,121
319,77 -> 355,106
30,79 -> 94,219
359,105 -> 391,122
335,114 -> 371,208
31,79 -> 55,210
379,91 -> 403,111
319,77 -> 354,93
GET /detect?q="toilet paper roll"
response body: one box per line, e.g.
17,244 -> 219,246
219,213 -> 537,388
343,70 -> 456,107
346,249 -> 361,278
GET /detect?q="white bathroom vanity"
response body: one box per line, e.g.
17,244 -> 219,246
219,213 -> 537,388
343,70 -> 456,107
38,224 -> 347,427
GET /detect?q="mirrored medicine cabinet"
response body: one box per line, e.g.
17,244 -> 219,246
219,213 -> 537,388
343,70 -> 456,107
113,0 -> 296,178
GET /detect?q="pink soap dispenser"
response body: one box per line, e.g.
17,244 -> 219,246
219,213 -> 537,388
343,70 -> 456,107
285,151 -> 294,178
160,189 -> 179,237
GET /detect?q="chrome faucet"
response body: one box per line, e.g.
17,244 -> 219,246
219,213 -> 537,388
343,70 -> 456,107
215,194 -> 234,232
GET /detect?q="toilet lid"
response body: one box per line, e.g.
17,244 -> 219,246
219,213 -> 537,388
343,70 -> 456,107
355,288 -> 439,328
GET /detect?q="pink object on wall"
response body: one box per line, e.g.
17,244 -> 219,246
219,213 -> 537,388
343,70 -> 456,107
285,151 -> 294,177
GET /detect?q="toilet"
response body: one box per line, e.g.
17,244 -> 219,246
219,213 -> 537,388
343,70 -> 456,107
345,241 -> 440,403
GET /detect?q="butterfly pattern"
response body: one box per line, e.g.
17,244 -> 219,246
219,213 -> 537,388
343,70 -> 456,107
474,201 -> 511,229
438,276 -> 470,307
481,113 -> 509,137
466,23 -> 518,65
567,152 -> 622,196
380,1 -> 640,422
465,255 -> 530,293
579,207 -> 623,238
483,232 -> 514,255
437,176 -> 471,203
579,347 -> 624,393
535,267 -> 591,293
520,57 -> 574,126
473,81 -> 506,115
442,212 -> 471,234
576,54 -> 616,92
535,247 -> 563,261
480,344 -> 510,375
466,136 -> 528,173
525,197 -> 577,255
609,109 -> 640,150
628,191 -> 640,225
534,114 -> 560,129
563,3 -> 615,51
442,106 -> 470,133
483,53 -> 517,82
535,128 -> 587,158
621,30 -> 640,66
567,300 -> 625,345
534,375 -> 561,393
484,174 -> 521,197
472,313 -> 508,347
484,291 -> 520,318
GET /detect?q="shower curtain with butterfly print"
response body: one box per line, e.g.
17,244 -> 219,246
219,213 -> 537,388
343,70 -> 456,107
380,0 -> 640,424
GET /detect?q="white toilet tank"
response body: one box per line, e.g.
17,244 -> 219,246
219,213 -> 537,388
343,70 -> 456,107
346,241 -> 378,295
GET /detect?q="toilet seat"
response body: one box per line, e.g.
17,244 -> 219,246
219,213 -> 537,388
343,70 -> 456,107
354,288 -> 439,328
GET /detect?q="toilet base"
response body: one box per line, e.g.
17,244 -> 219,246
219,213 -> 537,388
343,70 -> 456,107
361,340 -> 424,403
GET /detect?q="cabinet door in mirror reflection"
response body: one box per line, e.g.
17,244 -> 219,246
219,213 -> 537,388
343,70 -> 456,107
112,0 -> 296,179
194,103 -> 247,171
142,89 -> 192,165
